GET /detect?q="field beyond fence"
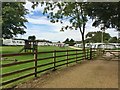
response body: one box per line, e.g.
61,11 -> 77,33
1,48 -> 97,88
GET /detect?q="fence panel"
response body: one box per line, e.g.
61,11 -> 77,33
1,48 -> 97,88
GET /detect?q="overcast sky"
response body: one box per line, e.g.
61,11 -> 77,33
18,1 -> 118,42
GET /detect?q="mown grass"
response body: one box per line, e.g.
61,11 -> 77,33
1,46 -> 71,54
1,46 -> 84,88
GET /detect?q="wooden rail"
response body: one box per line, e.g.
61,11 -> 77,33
1,48 -> 96,88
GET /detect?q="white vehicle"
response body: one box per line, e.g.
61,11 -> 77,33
90,43 -> 117,49
3,39 -> 25,46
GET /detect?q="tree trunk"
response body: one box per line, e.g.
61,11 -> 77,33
76,4 -> 86,60
81,33 -> 86,60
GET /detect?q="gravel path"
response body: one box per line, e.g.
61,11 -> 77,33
69,46 -> 82,49
16,60 -> 118,88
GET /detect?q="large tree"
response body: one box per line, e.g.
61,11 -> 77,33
2,2 -> 28,39
32,2 -> 89,56
63,38 -> 69,44
69,39 -> 75,46
28,35 -> 36,41
85,31 -> 111,43
86,2 -> 120,31
109,37 -> 118,43
31,2 -> 119,52
63,38 -> 75,46
118,37 -> 120,43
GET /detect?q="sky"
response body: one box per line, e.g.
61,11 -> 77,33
18,1 -> 119,42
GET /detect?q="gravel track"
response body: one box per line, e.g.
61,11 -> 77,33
16,60 -> 118,88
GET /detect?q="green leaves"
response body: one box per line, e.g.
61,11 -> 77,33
2,2 -> 28,39
50,19 -> 55,23
63,38 -> 75,46
30,2 -> 88,35
87,2 -> 119,31
85,31 -> 111,43
28,35 -> 36,41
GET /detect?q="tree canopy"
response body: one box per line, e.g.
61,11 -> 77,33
86,2 -> 120,31
63,38 -> 75,46
2,2 -> 119,41
31,2 -> 119,49
69,39 -> 75,46
85,31 -> 111,43
63,38 -> 69,44
28,35 -> 36,41
109,37 -> 118,43
32,2 -> 90,52
2,2 -> 28,39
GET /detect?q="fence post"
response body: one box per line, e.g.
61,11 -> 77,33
90,48 -> 92,60
34,49 -> 37,78
66,50 -> 68,67
76,49 -> 77,63
93,48 -> 94,59
87,49 -> 89,60
85,48 -> 88,60
53,50 -> 56,71
82,48 -> 86,60
94,48 -> 96,58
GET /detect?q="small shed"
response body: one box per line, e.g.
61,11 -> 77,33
24,40 -> 38,52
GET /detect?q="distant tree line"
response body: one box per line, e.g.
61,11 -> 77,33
28,35 -> 36,41
85,31 -> 119,43
28,35 -> 52,43
63,38 -> 75,46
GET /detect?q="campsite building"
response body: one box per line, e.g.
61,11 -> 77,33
2,39 -> 25,46
74,43 -> 119,49
2,39 -> 59,46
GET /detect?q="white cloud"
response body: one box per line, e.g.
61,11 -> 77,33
106,28 -> 119,38
24,1 -> 33,12
24,0 -> 44,12
24,15 -> 118,41
22,29 -> 81,42
26,15 -> 71,32
24,0 -> 59,13
85,19 -> 118,38
22,1 -> 118,42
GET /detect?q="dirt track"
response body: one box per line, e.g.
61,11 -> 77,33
16,60 -> 118,88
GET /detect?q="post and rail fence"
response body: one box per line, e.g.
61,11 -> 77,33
0,48 -> 98,88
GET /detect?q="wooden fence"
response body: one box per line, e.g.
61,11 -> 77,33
1,48 -> 97,88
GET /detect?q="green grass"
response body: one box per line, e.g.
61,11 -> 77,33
1,46 -> 84,88
1,46 -> 71,54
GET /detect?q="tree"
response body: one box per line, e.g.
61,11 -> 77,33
86,2 -> 120,31
63,38 -> 75,46
2,2 -> 28,39
118,37 -> 120,43
85,31 -> 111,43
28,35 -> 36,41
57,41 -> 61,43
85,32 -> 95,38
63,38 -> 69,44
69,39 -> 75,46
32,2 -> 89,56
109,37 -> 118,43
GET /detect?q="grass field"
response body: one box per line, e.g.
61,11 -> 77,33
1,46 -> 72,54
1,46 -> 84,88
